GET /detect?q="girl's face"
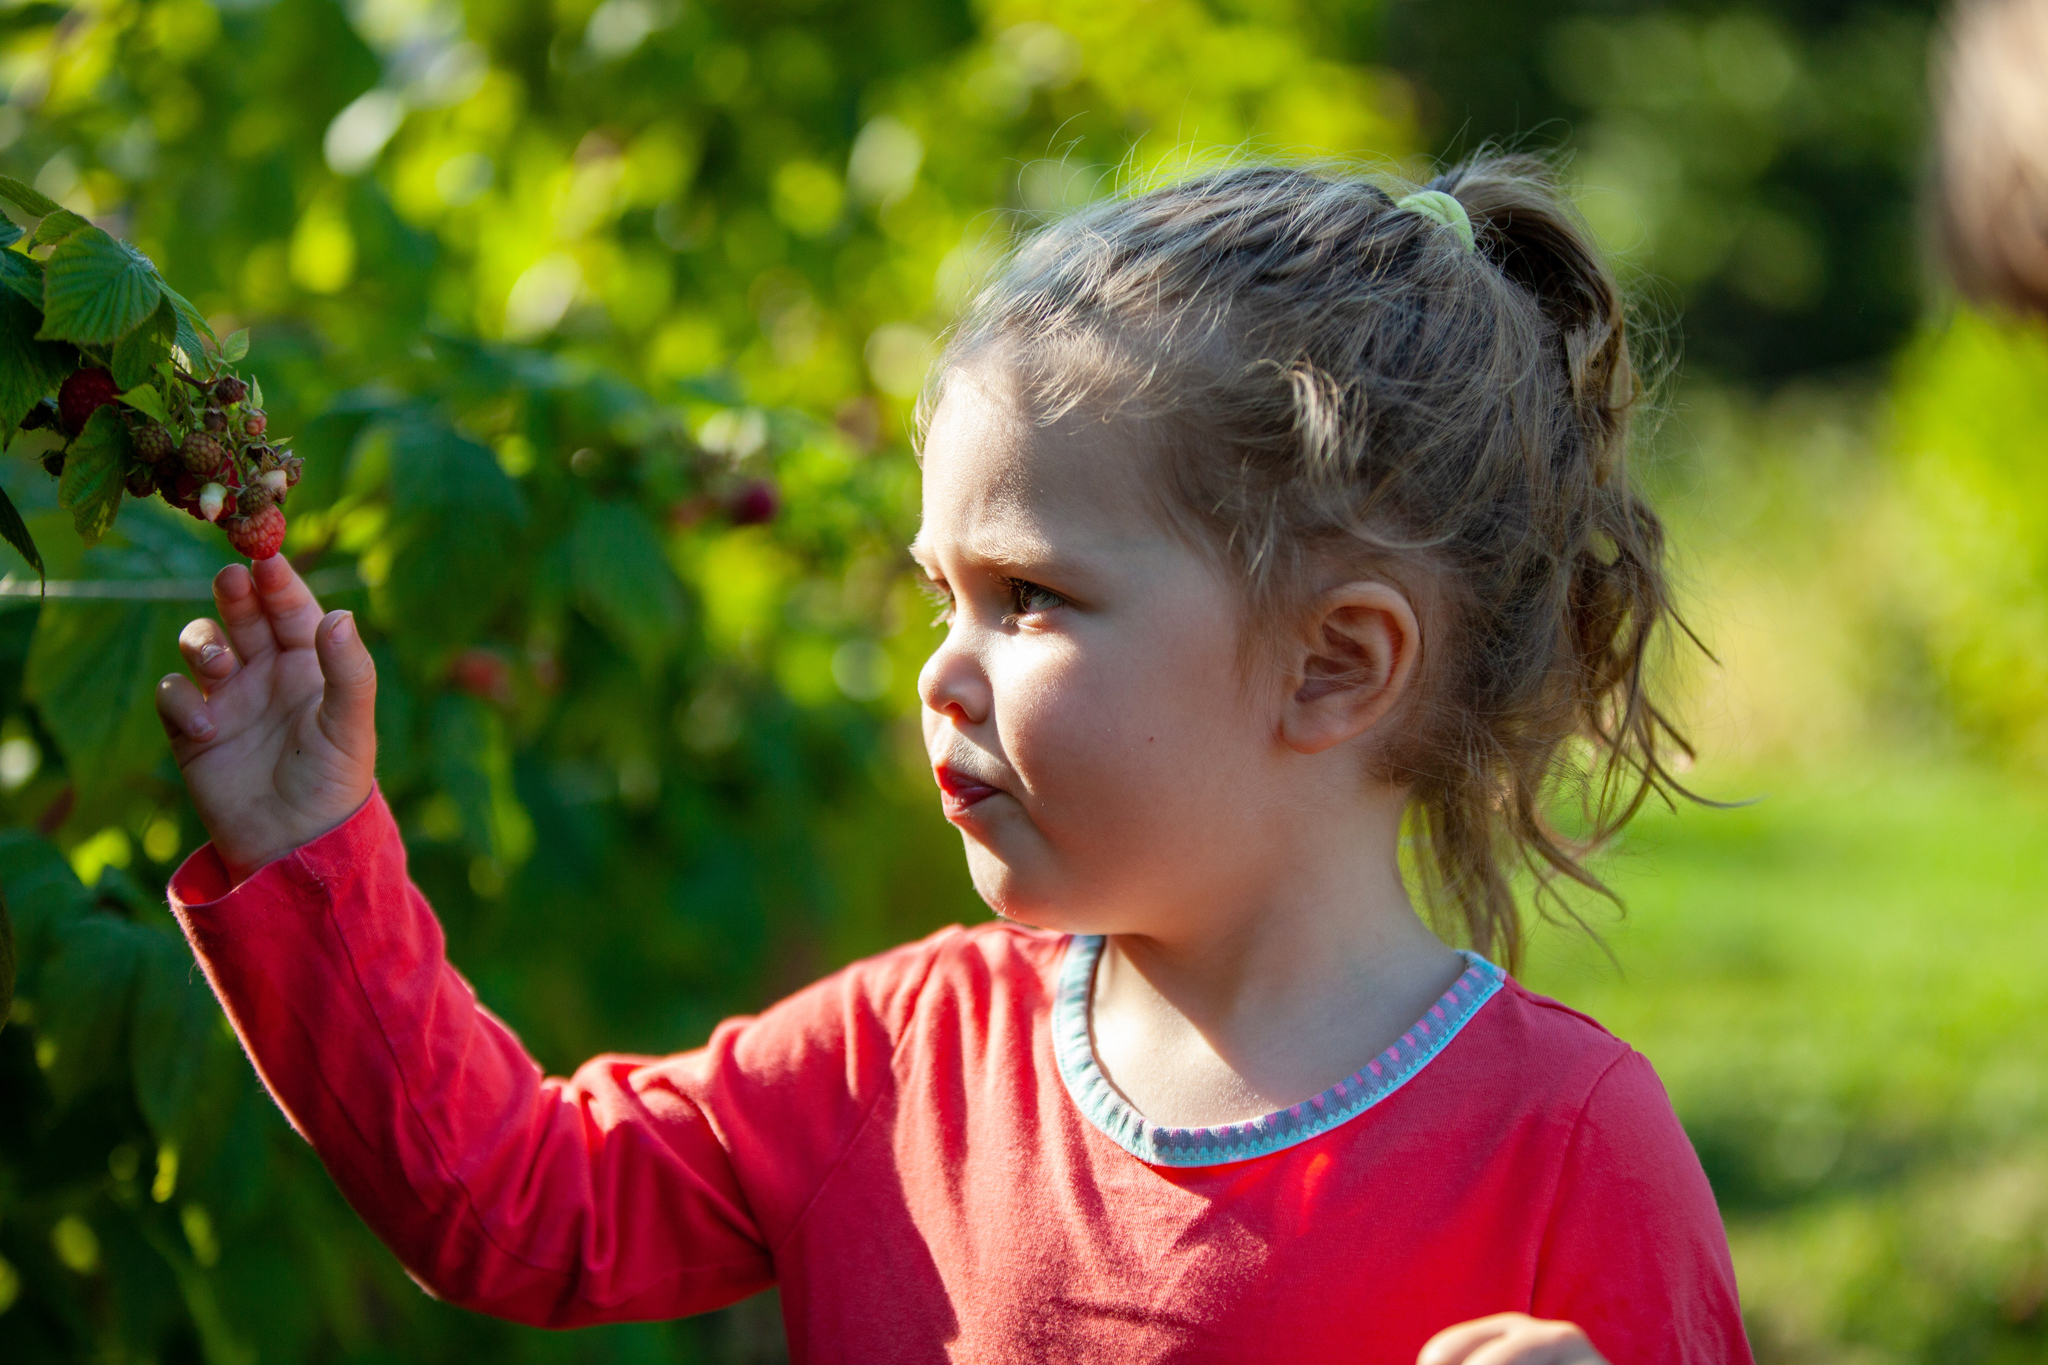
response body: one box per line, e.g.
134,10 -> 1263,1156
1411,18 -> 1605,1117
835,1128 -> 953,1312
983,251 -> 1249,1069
912,367 -> 1296,936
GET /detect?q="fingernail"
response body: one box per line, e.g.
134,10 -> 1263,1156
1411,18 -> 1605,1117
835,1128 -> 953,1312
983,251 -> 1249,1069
332,611 -> 355,644
199,643 -> 226,668
186,712 -> 214,740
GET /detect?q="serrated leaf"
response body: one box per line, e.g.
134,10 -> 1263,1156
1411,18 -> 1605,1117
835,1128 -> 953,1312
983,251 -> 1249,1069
40,227 -> 163,346
119,382 -> 171,427
31,208 -> 91,247
113,295 -> 176,390
571,498 -> 685,666
158,280 -> 216,359
0,482 -> 43,582
58,406 -> 129,545
0,174 -> 62,218
0,246 -> 42,305
221,328 -> 249,364
0,287 -> 73,437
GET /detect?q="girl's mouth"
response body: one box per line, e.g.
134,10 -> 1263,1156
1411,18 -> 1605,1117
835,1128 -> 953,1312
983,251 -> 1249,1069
934,764 -> 1001,819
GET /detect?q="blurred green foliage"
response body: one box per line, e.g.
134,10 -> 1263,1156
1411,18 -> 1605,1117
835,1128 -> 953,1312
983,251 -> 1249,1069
0,0 -> 2044,1362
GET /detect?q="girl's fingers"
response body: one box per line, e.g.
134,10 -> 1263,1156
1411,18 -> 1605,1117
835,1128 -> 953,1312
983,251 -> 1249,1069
213,563 -> 278,663
249,554 -> 328,649
1419,1317 -> 1515,1365
1463,1328 -> 1601,1365
313,610 -> 377,758
178,618 -> 241,689
1419,1317 -> 1603,1365
156,673 -> 216,742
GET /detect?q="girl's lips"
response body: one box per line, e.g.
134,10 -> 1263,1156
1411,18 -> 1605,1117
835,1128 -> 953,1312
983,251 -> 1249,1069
934,764 -> 1001,819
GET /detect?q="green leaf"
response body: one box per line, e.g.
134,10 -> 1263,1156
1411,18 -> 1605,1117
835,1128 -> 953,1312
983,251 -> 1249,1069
38,913 -> 145,1105
0,287 -> 73,437
0,218 -> 18,250
571,499 -> 686,666
0,174 -> 62,218
31,208 -> 91,247
0,482 -> 44,582
113,295 -> 177,390
429,694 -> 534,864
0,829 -> 91,987
0,890 -> 14,1030
377,421 -> 530,644
119,382 -> 171,427
158,280 -> 216,361
58,406 -> 128,545
40,227 -> 163,346
25,514 -> 230,805
221,328 -> 249,364
249,375 -> 265,410
0,246 -> 42,305
131,933 -> 222,1142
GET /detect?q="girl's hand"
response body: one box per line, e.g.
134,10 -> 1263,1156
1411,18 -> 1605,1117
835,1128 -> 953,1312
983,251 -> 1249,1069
1419,1314 -> 1607,1365
155,555 -> 378,884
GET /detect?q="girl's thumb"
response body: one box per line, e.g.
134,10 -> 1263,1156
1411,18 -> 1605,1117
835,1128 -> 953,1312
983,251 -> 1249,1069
315,610 -> 378,758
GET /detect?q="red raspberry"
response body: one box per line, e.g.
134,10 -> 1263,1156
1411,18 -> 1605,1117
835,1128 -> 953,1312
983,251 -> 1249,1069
223,503 -> 286,560
180,430 -> 227,476
203,407 -> 228,433
125,465 -> 158,498
212,376 -> 247,405
58,368 -> 121,436
725,479 -> 780,526
449,649 -> 515,706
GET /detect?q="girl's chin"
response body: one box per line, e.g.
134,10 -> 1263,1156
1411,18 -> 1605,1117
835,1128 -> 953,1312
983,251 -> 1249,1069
962,848 -> 1120,936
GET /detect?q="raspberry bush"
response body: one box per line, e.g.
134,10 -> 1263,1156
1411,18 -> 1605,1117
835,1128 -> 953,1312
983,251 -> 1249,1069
0,178 -> 300,570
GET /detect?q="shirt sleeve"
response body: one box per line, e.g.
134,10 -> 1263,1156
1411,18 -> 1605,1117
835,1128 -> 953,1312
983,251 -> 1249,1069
1530,1050 -> 1755,1365
168,786 -> 935,1329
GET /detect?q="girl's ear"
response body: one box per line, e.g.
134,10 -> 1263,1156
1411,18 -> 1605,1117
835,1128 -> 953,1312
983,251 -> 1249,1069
1278,581 -> 1422,755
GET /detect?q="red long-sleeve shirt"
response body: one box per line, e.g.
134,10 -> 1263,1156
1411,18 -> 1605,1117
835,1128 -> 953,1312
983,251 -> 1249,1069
169,787 -> 1751,1363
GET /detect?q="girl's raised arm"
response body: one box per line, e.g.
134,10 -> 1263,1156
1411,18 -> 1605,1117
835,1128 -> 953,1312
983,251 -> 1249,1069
155,557 -> 882,1325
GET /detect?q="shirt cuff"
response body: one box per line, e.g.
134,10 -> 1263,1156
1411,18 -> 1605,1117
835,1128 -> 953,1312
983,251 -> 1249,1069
168,786 -> 391,911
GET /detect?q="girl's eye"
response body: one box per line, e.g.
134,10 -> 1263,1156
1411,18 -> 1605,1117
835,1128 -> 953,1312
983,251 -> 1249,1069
917,579 -> 954,625
1003,578 -> 1065,620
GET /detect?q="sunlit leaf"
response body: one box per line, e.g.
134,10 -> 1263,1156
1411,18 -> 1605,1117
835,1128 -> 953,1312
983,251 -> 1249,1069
119,382 -> 171,428
221,328 -> 249,364
39,228 -> 164,346
57,406 -> 128,545
31,208 -> 91,248
158,280 -> 217,359
0,174 -> 62,218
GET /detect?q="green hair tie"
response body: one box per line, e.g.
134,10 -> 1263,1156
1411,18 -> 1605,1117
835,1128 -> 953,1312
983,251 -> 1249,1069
1395,190 -> 1476,253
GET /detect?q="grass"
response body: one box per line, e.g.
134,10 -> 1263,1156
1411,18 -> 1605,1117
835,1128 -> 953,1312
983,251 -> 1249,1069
1522,759 -> 2048,1361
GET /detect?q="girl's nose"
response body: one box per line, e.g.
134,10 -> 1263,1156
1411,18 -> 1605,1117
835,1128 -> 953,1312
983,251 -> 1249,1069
918,631 -> 992,727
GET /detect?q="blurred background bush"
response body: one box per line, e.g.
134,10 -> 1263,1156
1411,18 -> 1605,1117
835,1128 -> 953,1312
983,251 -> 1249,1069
0,0 -> 2044,1360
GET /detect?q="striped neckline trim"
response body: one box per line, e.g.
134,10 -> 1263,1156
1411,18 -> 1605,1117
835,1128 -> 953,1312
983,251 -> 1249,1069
1052,936 -> 1505,1167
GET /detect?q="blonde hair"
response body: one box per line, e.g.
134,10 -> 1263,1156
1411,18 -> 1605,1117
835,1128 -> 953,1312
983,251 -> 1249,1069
932,153 -> 1694,969
1936,0 -> 2048,314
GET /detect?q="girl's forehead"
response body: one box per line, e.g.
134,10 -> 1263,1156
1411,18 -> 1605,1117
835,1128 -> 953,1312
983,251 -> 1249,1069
916,377 -> 1167,560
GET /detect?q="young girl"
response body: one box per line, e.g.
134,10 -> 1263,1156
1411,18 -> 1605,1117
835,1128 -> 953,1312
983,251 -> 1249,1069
155,156 -> 1751,1363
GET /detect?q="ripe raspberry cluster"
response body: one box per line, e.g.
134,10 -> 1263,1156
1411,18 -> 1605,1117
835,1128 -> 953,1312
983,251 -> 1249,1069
46,365 -> 299,561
